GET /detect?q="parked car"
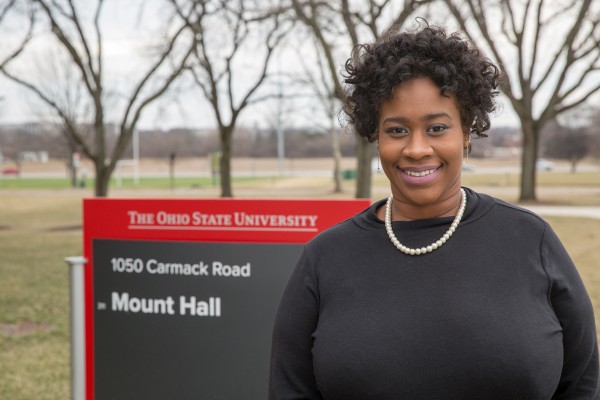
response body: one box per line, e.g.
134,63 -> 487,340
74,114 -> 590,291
2,167 -> 19,175
462,163 -> 475,172
536,158 -> 554,171
371,158 -> 382,173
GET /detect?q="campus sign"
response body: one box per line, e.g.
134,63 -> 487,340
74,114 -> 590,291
82,198 -> 369,400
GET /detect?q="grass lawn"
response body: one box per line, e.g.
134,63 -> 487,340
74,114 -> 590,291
0,193 -> 82,400
0,176 -> 265,191
0,184 -> 599,399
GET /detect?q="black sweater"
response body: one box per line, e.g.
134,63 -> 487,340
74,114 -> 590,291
269,188 -> 599,399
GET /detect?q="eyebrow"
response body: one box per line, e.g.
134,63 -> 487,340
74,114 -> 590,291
382,113 -> 453,124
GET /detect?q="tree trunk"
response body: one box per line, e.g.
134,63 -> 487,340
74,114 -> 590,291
93,115 -> 108,197
330,125 -> 342,193
355,139 -> 372,198
67,143 -> 78,188
220,126 -> 233,198
94,162 -> 110,197
519,122 -> 539,202
169,153 -> 176,190
69,160 -> 78,188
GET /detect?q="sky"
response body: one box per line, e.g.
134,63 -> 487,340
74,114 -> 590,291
1,1 -> 597,132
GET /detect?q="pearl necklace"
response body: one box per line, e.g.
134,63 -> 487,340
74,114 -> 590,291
385,188 -> 467,256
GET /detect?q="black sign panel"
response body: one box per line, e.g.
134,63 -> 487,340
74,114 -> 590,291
93,239 -> 302,400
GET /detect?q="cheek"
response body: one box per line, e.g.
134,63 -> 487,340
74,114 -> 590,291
378,140 -> 400,161
448,133 -> 468,154
431,134 -> 463,152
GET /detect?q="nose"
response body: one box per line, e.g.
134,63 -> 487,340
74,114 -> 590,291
402,133 -> 433,160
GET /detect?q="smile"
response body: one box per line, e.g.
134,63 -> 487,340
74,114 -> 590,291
403,168 -> 438,177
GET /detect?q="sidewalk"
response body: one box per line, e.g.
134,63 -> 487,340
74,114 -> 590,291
521,205 -> 600,220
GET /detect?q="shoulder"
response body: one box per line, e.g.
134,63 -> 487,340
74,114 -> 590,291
478,191 -> 547,227
466,189 -> 550,241
304,200 -> 380,253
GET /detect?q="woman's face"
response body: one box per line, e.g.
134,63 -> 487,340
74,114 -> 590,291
378,77 -> 467,210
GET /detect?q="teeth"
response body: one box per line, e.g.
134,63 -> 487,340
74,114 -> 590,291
405,168 -> 436,177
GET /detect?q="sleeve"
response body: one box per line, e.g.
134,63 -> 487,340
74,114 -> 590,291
541,223 -> 600,399
269,248 -> 323,400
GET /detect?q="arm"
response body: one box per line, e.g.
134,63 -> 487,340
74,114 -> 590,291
269,249 -> 323,400
542,224 -> 600,399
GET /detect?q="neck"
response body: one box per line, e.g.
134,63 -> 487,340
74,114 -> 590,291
387,189 -> 463,221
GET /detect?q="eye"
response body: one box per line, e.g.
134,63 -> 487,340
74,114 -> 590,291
385,126 -> 408,137
427,124 -> 449,135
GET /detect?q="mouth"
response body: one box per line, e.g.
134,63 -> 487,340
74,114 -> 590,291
398,165 -> 442,185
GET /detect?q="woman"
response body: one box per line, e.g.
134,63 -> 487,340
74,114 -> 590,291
269,23 -> 599,399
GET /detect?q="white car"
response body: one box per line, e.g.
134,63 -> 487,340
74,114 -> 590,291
371,158 -> 383,173
462,163 -> 475,172
536,158 -> 554,171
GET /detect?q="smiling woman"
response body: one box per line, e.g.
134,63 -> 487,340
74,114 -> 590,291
269,22 -> 600,400
377,77 -> 465,217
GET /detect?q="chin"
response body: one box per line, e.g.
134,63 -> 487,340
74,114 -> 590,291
394,185 -> 439,204
394,180 -> 462,208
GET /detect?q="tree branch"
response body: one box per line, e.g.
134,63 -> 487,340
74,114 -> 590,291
542,0 -> 593,113
444,0 -> 520,109
553,80 -> 600,116
66,0 -> 99,83
527,0 -> 544,85
0,3 -> 35,69
1,68 -> 95,158
120,21 -> 190,134
35,0 -> 97,96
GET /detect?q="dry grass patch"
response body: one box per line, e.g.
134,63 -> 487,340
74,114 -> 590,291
546,217 -> 600,336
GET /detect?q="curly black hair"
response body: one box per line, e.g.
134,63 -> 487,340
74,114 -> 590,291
341,22 -> 501,142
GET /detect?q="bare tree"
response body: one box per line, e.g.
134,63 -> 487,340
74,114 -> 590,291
27,48 -> 91,187
294,35 -> 344,192
291,0 -> 434,198
589,108 -> 600,160
543,105 -> 595,173
0,0 -> 195,196
443,0 -> 600,201
170,0 -> 292,198
542,120 -> 591,173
